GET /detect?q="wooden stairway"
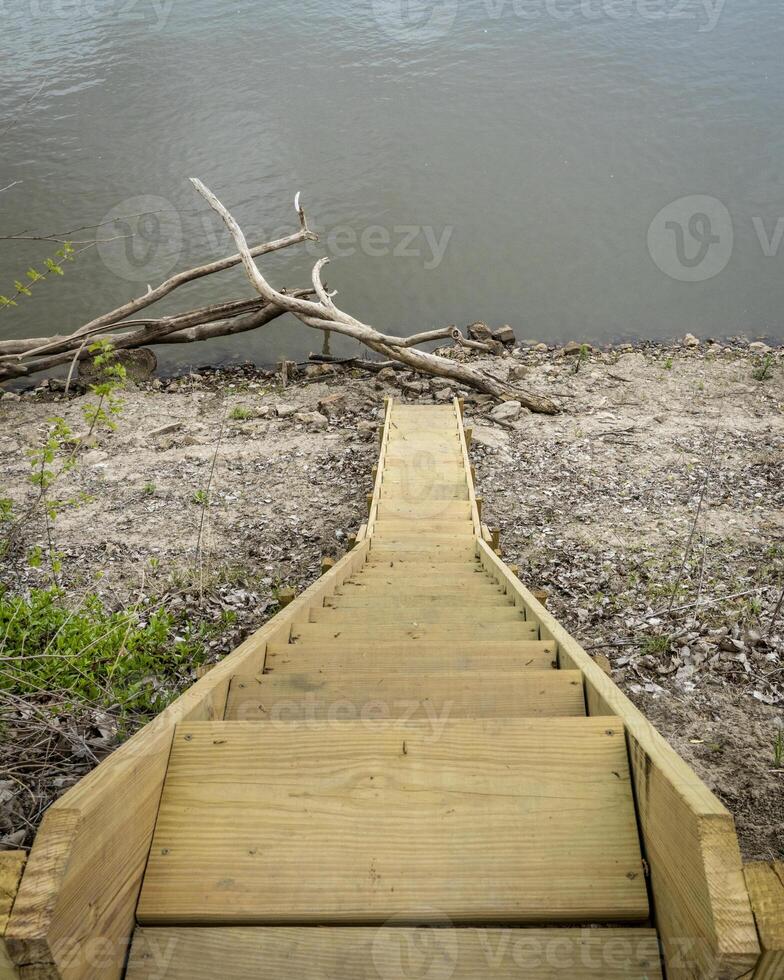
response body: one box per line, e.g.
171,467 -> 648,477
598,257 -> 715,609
4,400 -> 763,980
130,401 -> 653,974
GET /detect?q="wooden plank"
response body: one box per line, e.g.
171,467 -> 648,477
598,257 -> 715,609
476,540 -> 760,980
340,575 -> 499,590
324,585 -> 513,610
126,926 -> 663,980
744,862 -> 784,979
137,717 -> 649,925
369,547 -> 478,561
291,621 -> 538,642
224,669 -> 586,721
264,640 -> 558,672
5,542 -> 371,979
0,853 -> 25,980
309,607 -> 524,624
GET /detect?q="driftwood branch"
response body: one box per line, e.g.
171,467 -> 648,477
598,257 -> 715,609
1,182 -> 558,413
189,179 -> 558,414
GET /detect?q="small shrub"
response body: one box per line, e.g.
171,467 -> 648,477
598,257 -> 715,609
752,354 -> 774,382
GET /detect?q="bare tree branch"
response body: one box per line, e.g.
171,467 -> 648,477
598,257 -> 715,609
189,178 -> 559,413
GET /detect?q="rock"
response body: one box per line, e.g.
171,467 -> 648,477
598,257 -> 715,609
1,391 -> 21,401
356,419 -> 377,439
430,378 -> 452,390
492,325 -> 516,345
471,425 -> 509,450
402,380 -> 428,396
467,321 -> 493,342
749,341 -> 772,354
146,422 -> 182,440
296,411 -> 328,430
534,343 -> 549,352
275,403 -> 297,418
682,333 -> 700,348
78,347 -> 157,384
719,636 -> 745,653
507,363 -> 528,382
490,400 -> 522,423
305,364 -> 337,378
561,341 -> 587,357
434,388 -> 454,401
376,367 -> 398,384
317,393 -> 346,416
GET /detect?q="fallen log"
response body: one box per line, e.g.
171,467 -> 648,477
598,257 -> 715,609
190,180 -> 559,414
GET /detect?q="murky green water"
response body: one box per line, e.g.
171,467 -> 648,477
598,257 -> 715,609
1,0 -> 783,371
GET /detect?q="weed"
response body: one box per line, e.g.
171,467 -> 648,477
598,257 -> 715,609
0,587 -> 226,722
641,634 -> 670,655
572,344 -> 590,374
664,357 -> 673,370
774,730 -> 784,768
752,354 -> 774,382
143,483 -> 156,496
192,489 -> 209,506
229,406 -> 254,421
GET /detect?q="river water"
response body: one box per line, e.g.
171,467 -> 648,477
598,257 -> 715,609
1,0 -> 783,371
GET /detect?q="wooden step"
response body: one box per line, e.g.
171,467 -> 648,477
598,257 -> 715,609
342,574 -> 498,590
127,926 -> 663,979
137,718 -> 648,925
225,670 -> 585,721
291,621 -> 538,642
373,524 -> 475,536
309,607 -> 524,625
264,640 -> 558,673
325,593 -> 512,608
369,547 -> 478,562
338,578 -> 503,594
376,501 -> 472,518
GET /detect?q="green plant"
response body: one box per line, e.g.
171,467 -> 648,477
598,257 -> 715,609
774,730 -> 784,768
752,354 -> 775,382
229,406 -> 253,421
192,489 -> 209,506
572,343 -> 590,374
641,634 -> 670,655
0,586 -> 224,722
143,482 -> 156,496
0,242 -> 76,310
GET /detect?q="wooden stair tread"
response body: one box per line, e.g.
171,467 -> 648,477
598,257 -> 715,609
291,622 -> 539,641
264,641 -> 558,672
309,608 -> 525,625
224,670 -> 586,721
127,926 -> 663,979
137,718 -> 648,925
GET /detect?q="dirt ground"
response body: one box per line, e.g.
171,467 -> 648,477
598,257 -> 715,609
1,338 -> 782,859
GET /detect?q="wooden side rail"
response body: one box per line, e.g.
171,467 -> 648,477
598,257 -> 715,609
745,862 -> 784,979
363,397 -> 393,539
475,539 -> 760,980
5,543 -> 370,979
